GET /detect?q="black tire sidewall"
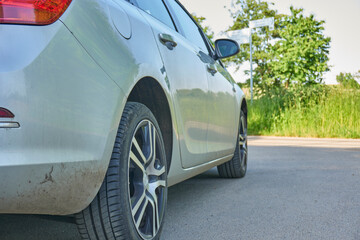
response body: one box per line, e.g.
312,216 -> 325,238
109,102 -> 167,240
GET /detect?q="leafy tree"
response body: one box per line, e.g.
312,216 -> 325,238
336,71 -> 360,89
227,0 -> 331,92
269,7 -> 331,88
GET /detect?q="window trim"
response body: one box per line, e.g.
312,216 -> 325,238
129,0 -> 178,32
163,0 -> 213,55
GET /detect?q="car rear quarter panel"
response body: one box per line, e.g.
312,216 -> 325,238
0,21 -> 126,214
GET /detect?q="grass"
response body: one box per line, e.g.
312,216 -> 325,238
248,86 -> 360,138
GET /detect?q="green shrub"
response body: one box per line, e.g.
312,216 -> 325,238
248,85 -> 360,138
336,72 -> 360,89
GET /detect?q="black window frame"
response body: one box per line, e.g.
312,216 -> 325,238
129,0 -> 178,32
163,0 -> 215,56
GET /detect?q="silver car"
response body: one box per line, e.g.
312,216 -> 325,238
0,0 -> 248,239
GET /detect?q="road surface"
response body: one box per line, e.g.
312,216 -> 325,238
1,137 -> 359,240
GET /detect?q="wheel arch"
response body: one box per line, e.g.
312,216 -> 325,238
127,77 -> 173,171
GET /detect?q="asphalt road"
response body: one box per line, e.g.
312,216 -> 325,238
1,137 -> 359,240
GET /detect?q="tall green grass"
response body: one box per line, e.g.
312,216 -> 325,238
248,86 -> 360,138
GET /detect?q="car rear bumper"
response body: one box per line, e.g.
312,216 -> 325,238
0,21 -> 126,215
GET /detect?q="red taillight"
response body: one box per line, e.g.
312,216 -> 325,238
0,108 -> 15,118
0,0 -> 72,25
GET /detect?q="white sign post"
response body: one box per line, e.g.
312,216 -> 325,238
249,18 -> 274,29
226,28 -> 251,45
248,17 -> 274,103
223,18 -> 274,103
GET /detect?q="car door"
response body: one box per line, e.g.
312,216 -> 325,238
131,0 -> 210,168
165,0 -> 238,160
206,57 -> 238,159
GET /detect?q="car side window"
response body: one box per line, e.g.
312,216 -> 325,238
133,0 -> 176,31
165,0 -> 209,54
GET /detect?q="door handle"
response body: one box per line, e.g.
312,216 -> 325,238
159,33 -> 177,50
207,64 -> 217,75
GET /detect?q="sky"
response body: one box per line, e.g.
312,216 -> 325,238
180,0 -> 360,84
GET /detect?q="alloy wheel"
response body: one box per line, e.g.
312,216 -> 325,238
239,114 -> 247,168
128,120 -> 167,239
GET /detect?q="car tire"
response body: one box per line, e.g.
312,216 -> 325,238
75,102 -> 168,240
217,109 -> 248,178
